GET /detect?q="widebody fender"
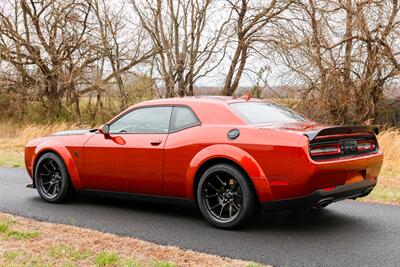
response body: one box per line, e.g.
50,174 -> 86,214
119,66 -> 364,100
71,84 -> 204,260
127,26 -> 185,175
186,144 -> 273,202
31,140 -> 83,189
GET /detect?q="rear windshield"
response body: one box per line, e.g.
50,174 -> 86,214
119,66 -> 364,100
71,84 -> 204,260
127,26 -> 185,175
230,102 -> 306,124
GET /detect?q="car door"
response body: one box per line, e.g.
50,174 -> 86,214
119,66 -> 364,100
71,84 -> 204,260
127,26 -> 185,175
163,106 -> 202,197
82,106 -> 173,195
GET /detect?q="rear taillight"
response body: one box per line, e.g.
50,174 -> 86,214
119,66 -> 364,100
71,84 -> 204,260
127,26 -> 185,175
356,140 -> 376,151
310,143 -> 341,157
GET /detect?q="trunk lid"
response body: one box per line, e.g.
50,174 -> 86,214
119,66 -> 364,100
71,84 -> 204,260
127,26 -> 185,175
257,122 -> 380,161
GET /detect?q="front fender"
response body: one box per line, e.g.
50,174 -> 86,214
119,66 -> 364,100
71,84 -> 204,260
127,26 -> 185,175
185,144 -> 273,202
32,140 -> 83,189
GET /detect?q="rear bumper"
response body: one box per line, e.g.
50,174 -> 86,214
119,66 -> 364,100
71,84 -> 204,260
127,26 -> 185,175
262,179 -> 376,211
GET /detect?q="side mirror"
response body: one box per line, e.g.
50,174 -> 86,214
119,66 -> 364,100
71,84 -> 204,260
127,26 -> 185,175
99,124 -> 110,136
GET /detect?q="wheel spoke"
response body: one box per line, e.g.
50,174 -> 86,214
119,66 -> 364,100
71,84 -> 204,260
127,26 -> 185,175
205,193 -> 218,199
209,203 -> 221,210
215,175 -> 226,187
231,202 -> 240,210
48,160 -> 57,171
44,183 -> 54,194
42,164 -> 52,174
207,182 -> 221,193
218,203 -> 227,219
52,183 -> 58,195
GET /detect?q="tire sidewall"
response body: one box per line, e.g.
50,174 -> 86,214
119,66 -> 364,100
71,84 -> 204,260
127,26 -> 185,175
196,163 -> 257,229
34,152 -> 71,203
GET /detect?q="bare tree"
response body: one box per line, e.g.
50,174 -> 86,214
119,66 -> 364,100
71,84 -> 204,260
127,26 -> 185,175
222,0 -> 294,96
92,0 -> 154,108
132,0 -> 229,97
0,0 -> 99,117
274,0 -> 400,124
0,0 -> 154,121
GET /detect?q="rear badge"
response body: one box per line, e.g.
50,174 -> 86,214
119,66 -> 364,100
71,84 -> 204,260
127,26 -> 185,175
341,140 -> 357,154
227,129 -> 240,140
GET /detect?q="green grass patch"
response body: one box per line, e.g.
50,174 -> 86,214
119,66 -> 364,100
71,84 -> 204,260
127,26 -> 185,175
6,230 -> 40,240
2,250 -> 49,267
246,264 -> 266,267
0,222 -> 9,233
3,250 -> 22,261
95,251 -> 119,266
123,258 -> 142,267
0,218 -> 15,233
48,245 -> 90,261
0,217 -> 40,240
151,260 -> 176,267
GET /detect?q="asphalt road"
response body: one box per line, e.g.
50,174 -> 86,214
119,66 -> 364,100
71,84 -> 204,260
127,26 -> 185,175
1,167 -> 399,267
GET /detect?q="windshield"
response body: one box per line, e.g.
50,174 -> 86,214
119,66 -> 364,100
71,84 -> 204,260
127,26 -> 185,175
230,102 -> 306,124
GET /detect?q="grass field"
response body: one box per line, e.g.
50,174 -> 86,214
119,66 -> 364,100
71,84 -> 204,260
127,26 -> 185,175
0,213 -> 264,267
0,122 -> 399,205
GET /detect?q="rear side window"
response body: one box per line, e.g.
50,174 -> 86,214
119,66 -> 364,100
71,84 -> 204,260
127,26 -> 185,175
170,106 -> 200,132
230,102 -> 306,124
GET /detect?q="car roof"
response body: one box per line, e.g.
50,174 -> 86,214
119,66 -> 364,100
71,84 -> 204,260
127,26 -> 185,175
113,96 -> 265,125
134,96 -> 264,107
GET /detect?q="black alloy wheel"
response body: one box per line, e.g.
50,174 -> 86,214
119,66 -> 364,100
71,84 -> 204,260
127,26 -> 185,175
35,152 -> 74,203
197,163 -> 258,229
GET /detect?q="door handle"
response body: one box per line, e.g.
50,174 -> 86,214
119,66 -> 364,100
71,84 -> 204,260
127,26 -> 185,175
150,140 -> 162,146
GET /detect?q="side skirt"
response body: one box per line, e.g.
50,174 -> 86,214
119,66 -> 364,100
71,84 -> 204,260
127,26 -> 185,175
78,189 -> 197,208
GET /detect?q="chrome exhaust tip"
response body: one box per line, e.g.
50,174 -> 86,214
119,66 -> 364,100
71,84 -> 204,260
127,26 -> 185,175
314,198 -> 333,209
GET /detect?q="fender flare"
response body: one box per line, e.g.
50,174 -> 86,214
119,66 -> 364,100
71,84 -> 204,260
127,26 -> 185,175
185,144 -> 273,202
32,140 -> 83,189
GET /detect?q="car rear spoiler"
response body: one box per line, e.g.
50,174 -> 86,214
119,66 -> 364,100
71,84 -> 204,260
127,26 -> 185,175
304,125 -> 379,141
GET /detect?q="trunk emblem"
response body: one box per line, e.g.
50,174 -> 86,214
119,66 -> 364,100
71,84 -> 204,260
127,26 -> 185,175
341,140 -> 357,153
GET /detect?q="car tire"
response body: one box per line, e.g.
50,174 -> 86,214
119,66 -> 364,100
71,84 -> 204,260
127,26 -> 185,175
34,152 -> 74,203
197,163 -> 258,229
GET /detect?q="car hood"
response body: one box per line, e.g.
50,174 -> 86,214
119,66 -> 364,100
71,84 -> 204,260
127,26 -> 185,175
52,129 -> 97,136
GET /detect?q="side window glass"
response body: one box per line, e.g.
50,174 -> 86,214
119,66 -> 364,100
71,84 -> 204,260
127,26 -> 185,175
170,107 -> 200,132
110,106 -> 172,133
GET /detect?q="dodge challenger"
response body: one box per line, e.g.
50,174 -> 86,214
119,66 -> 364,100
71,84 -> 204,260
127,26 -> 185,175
25,96 -> 383,229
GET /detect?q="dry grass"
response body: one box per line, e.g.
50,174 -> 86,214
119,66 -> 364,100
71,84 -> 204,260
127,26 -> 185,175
0,212 -> 264,267
0,121 -> 399,205
376,129 -> 400,176
360,176 -> 400,205
358,129 -> 400,205
0,150 -> 23,168
0,121 -> 83,151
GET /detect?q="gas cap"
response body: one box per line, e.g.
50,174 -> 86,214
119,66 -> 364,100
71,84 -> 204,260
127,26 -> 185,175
227,129 -> 240,140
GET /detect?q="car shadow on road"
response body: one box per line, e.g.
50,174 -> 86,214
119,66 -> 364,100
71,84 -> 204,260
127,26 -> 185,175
250,208 -> 360,232
48,191 -> 368,235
